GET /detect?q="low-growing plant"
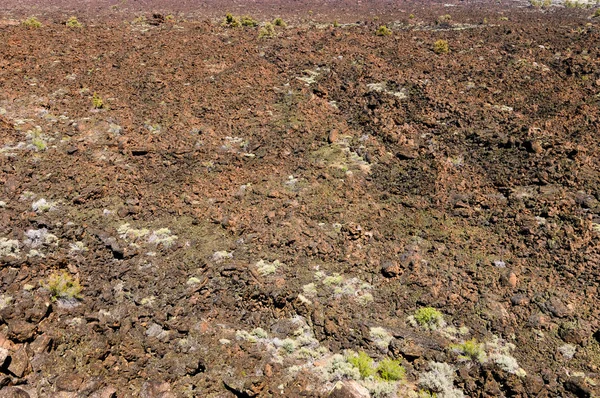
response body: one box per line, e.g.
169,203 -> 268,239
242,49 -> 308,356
222,13 -> 241,28
258,23 -> 276,38
409,14 -> 415,19
436,14 -> 452,27
376,25 -> 392,36
45,271 -> 82,301
433,39 -> 449,54
594,8 -> 600,17
66,16 -> 82,28
450,339 -> 487,362
273,17 -> 287,27
241,15 -> 258,27
376,358 -> 405,381
413,307 -> 446,330
333,20 -> 340,27
132,15 -> 147,25
92,93 -> 104,109
23,16 -> 42,28
347,351 -> 375,379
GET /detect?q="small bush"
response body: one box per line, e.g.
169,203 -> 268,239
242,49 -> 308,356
259,23 -> 276,39
241,15 -> 258,27
222,13 -> 241,28
409,14 -> 415,19
66,16 -> 82,28
376,25 -> 392,36
413,307 -> 446,330
23,17 -> 42,28
45,271 -> 82,301
273,17 -> 287,27
376,358 -> 405,381
594,8 -> 600,17
333,20 -> 340,27
92,93 -> 104,109
433,39 -> 449,54
451,339 -> 487,362
347,351 -> 375,379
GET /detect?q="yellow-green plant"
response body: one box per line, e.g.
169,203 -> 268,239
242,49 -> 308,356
376,358 -> 405,381
594,8 -> 600,17
273,17 -> 287,27
333,20 -> 340,27
23,16 -> 42,28
66,16 -> 82,28
450,339 -> 487,362
413,307 -> 445,330
258,23 -> 276,38
409,14 -> 415,19
241,15 -> 258,26
92,93 -> 104,109
347,351 -> 375,379
433,39 -> 449,54
222,13 -> 241,27
45,271 -> 82,301
376,25 -> 392,36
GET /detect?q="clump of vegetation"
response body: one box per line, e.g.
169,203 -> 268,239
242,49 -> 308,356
222,13 -> 241,27
450,339 -> 487,362
241,15 -> 258,26
594,8 -> 600,17
23,16 -> 42,28
436,14 -> 452,27
92,93 -> 104,109
499,16 -> 509,21
333,20 -> 340,27
258,23 -> 276,38
375,25 -> 392,36
45,271 -> 82,301
132,15 -> 148,25
412,307 -> 446,330
419,362 -> 464,397
347,351 -> 375,379
165,14 -> 175,22
273,17 -> 287,27
66,16 -> 82,28
376,358 -> 405,381
433,39 -> 449,54
530,0 -> 551,7
409,14 -> 415,19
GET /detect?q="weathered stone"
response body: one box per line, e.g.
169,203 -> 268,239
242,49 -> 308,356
546,297 -> 572,318
89,386 -> 117,398
381,260 -> 402,278
140,381 -> 175,398
0,387 -> 30,398
328,381 -> 370,398
7,320 -> 36,343
55,373 -> 84,392
510,294 -> 530,306
0,347 -> 8,367
7,346 -> 29,378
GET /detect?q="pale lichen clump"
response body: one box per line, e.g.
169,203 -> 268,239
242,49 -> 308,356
256,259 -> 283,276
0,238 -> 20,258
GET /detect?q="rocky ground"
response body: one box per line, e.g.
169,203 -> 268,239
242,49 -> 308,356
1,0 -> 600,397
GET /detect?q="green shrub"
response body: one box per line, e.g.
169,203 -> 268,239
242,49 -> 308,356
409,14 -> 415,19
66,16 -> 82,28
258,23 -> 276,38
45,271 -> 82,301
376,25 -> 392,36
376,358 -> 405,381
23,16 -> 42,28
413,307 -> 446,330
433,39 -> 449,54
450,339 -> 487,362
273,17 -> 287,27
594,8 -> 600,17
241,15 -> 258,26
347,351 -> 375,379
92,93 -> 104,109
333,20 -> 340,27
222,13 -> 241,28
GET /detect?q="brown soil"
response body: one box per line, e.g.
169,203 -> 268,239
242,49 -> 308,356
1,1 -> 600,397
